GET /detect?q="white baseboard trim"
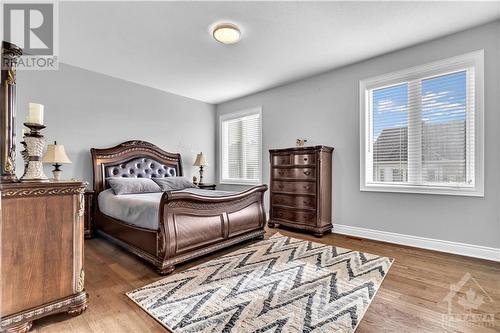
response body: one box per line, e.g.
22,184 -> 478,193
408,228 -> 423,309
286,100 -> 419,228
333,224 -> 500,262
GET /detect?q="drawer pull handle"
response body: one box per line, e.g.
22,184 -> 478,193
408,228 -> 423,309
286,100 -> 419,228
278,184 -> 284,189
303,170 -> 312,176
304,157 -> 308,161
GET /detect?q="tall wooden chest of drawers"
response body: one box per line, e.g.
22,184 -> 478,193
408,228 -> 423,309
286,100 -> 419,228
0,181 -> 89,333
268,146 -> 334,236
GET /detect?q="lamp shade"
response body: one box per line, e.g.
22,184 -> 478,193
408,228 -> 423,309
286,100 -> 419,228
43,142 -> 72,164
193,152 -> 208,167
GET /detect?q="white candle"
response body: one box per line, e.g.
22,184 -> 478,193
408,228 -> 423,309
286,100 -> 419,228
27,103 -> 44,125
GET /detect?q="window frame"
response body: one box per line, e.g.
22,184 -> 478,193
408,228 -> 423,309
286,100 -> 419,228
359,50 -> 484,196
219,107 -> 263,185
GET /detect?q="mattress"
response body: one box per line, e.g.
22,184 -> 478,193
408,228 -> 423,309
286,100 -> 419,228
98,188 -> 234,230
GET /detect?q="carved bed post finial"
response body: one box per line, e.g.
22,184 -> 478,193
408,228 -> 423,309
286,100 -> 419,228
1,41 -> 23,183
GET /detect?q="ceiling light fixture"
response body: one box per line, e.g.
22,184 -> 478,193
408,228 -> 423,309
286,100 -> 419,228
212,23 -> 241,45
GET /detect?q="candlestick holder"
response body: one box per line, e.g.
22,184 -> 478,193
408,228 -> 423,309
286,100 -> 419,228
20,140 -> 28,170
20,123 -> 49,182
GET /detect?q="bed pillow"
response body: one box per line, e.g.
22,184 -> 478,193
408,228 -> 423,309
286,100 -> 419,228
153,176 -> 198,191
107,177 -> 161,195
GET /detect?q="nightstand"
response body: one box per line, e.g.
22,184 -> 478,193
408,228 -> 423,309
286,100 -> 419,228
197,183 -> 216,190
84,190 -> 95,239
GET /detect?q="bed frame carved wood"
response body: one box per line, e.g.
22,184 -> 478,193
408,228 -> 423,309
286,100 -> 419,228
91,140 -> 267,275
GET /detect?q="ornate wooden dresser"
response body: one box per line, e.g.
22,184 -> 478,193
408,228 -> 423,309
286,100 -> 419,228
268,146 -> 334,236
0,181 -> 88,333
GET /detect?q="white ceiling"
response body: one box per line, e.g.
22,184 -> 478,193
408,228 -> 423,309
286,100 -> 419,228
60,1 -> 500,104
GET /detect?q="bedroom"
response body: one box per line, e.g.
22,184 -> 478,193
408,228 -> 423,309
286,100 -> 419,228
0,1 -> 499,332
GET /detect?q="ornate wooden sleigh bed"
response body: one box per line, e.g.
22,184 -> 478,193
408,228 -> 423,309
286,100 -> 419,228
91,141 -> 267,274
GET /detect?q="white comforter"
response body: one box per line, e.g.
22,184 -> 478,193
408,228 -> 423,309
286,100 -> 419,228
98,188 -> 233,230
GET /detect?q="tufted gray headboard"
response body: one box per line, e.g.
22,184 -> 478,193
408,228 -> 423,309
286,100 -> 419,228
91,140 -> 183,193
105,157 -> 177,179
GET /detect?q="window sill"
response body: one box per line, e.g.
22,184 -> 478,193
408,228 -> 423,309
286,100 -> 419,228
360,183 -> 484,197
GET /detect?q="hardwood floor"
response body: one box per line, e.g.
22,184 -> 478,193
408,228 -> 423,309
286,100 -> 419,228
32,227 -> 499,332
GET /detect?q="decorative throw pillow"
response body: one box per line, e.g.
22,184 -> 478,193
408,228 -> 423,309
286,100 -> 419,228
107,177 -> 161,195
152,176 -> 198,191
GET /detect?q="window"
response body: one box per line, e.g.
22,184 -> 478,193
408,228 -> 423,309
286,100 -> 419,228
392,168 -> 406,182
219,107 -> 262,185
360,51 -> 484,196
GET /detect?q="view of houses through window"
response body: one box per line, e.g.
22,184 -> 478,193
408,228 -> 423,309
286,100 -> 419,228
371,70 -> 470,186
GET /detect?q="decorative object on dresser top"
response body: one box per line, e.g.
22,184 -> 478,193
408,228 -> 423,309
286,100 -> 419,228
20,121 -> 48,182
127,233 -> 393,333
268,145 -> 334,237
91,140 -> 267,275
26,102 -> 44,125
0,180 -> 88,333
42,141 -> 72,181
0,41 -> 22,183
296,138 -> 308,147
19,102 -> 51,182
193,151 -> 208,184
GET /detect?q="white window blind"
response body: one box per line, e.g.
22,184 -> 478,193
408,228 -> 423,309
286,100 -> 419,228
360,51 -> 484,196
220,108 -> 262,184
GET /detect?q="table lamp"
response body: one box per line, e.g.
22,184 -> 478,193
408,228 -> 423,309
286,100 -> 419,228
193,152 -> 208,184
43,141 -> 72,180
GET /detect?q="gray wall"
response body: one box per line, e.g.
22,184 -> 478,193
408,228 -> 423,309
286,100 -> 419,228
15,64 -> 216,186
216,21 -> 500,248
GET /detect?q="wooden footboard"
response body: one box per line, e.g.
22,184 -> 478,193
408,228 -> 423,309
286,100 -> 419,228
156,185 -> 267,274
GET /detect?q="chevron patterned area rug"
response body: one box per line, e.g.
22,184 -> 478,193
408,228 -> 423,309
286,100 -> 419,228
126,233 -> 393,333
